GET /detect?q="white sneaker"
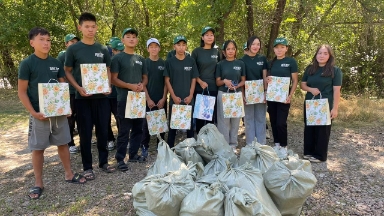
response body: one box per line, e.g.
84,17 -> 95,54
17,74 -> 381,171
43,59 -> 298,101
107,141 -> 115,151
69,146 -> 78,154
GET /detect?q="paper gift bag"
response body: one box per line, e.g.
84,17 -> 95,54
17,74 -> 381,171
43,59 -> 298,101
222,91 -> 244,118
193,90 -> 216,121
170,104 -> 192,129
245,80 -> 265,104
38,80 -> 71,117
125,91 -> 146,118
266,76 -> 290,103
305,94 -> 331,126
80,63 -> 110,94
146,108 -> 169,135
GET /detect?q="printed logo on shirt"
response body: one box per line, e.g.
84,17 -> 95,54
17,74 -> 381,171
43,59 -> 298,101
49,67 -> 59,73
95,53 -> 104,58
257,61 -> 264,66
158,66 -> 165,70
233,66 -> 241,71
135,61 -> 143,65
211,55 -> 218,59
281,64 -> 290,67
184,67 -> 192,71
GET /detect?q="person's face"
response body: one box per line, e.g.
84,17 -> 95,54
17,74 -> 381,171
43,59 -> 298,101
78,21 -> 97,38
224,42 -> 236,59
273,44 -> 288,58
147,43 -> 160,56
30,34 -> 51,54
249,38 -> 261,54
66,38 -> 78,48
316,46 -> 330,66
122,33 -> 138,48
202,30 -> 214,46
174,41 -> 187,55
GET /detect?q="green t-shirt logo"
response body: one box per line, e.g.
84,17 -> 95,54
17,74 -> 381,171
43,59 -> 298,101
184,67 -> 192,71
233,66 -> 241,71
95,53 -> 104,58
158,66 -> 164,70
281,64 -> 290,67
49,67 -> 59,72
135,60 -> 143,65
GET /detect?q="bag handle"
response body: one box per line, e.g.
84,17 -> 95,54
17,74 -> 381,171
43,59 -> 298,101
311,92 -> 322,100
47,79 -> 59,83
149,105 -> 157,111
202,86 -> 210,96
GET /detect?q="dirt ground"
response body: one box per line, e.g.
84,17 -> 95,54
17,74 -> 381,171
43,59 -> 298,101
0,120 -> 383,215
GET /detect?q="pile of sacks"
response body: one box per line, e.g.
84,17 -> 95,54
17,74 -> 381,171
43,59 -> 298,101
132,124 -> 317,216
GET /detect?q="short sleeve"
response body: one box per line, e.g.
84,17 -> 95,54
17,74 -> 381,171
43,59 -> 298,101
57,63 -> 65,78
262,56 -> 268,70
216,49 -> 221,62
191,48 -> 198,63
102,46 -> 112,67
240,61 -> 246,76
18,59 -> 30,80
290,58 -> 298,73
57,52 -> 65,65
163,59 -> 170,77
141,56 -> 148,75
110,55 -> 120,73
301,66 -> 310,82
215,63 -> 222,79
191,60 -> 199,79
64,46 -> 74,67
333,67 -> 343,86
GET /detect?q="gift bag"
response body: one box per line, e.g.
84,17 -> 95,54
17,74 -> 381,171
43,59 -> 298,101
193,88 -> 216,121
125,91 -> 146,118
38,79 -> 71,117
146,108 -> 168,135
80,63 -> 110,94
266,76 -> 290,103
222,91 -> 244,118
245,80 -> 265,104
305,93 -> 331,126
170,104 -> 192,130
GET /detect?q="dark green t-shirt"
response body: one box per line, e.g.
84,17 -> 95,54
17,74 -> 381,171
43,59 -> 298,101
146,58 -> 165,102
110,52 -> 147,101
240,54 -> 268,81
191,47 -> 220,92
269,57 -> 298,79
302,66 -> 343,108
166,50 -> 190,60
18,54 -> 65,112
57,50 -> 76,94
215,59 -> 246,92
163,56 -> 199,104
65,41 -> 111,99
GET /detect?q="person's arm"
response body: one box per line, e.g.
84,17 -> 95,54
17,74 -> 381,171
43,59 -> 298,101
165,76 -> 181,104
18,80 -> 46,120
64,66 -> 91,97
184,78 -> 196,105
142,74 -> 155,108
331,86 -> 341,119
157,85 -> 168,109
110,72 -> 139,91
286,72 -> 298,104
300,82 -> 320,96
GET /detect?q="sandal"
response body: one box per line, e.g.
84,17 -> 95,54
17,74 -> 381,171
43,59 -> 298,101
83,169 -> 96,181
65,173 -> 87,184
117,161 -> 129,172
28,186 -> 44,200
100,163 -> 116,173
128,154 -> 146,163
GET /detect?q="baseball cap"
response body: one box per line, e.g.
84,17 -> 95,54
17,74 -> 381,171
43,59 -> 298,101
201,26 -> 215,36
243,42 -> 248,50
273,37 -> 288,46
64,34 -> 80,43
146,38 -> 160,48
110,40 -> 124,51
173,35 -> 187,44
122,28 -> 138,38
106,36 -> 120,45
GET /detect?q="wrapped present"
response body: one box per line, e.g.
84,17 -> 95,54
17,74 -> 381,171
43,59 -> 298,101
245,80 -> 265,104
38,80 -> 71,117
193,89 -> 216,121
170,104 -> 192,130
146,108 -> 169,135
222,91 -> 244,118
305,94 -> 331,126
80,63 -> 110,94
266,76 -> 290,103
125,91 -> 146,118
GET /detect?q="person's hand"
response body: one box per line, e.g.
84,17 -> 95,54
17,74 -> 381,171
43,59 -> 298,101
330,108 -> 338,119
243,94 -> 247,104
172,96 -> 182,104
310,88 -> 321,96
224,79 -> 234,90
285,95 -> 292,104
32,112 -> 48,121
199,81 -> 208,90
77,87 -> 92,97
267,76 -> 272,84
147,99 -> 156,109
102,86 -> 112,96
136,83 -> 143,92
157,98 -> 166,109
184,95 -> 193,105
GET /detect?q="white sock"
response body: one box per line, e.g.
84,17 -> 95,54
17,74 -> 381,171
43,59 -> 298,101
275,143 -> 280,147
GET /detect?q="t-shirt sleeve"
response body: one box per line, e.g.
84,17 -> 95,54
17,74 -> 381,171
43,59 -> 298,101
102,46 -> 112,67
191,48 -> 198,62
215,63 -> 221,79
262,56 -> 268,70
57,52 -> 65,65
18,59 -> 30,80
290,58 -> 298,73
141,56 -> 148,75
216,49 -> 221,62
110,55 -> 120,73
57,60 -> 65,78
191,60 -> 199,79
240,61 -> 246,77
333,67 -> 343,86
64,46 -> 74,67
302,66 -> 309,82
163,59 -> 170,77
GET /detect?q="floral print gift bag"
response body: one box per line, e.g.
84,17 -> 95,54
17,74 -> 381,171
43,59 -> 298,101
125,91 -> 146,118
266,76 -> 290,103
146,108 -> 169,135
38,79 -> 71,117
305,93 -> 331,126
193,88 -> 216,121
170,104 -> 192,130
80,63 -> 110,94
245,79 -> 265,104
222,90 -> 245,118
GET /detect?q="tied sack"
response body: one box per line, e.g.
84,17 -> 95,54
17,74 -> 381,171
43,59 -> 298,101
132,174 -> 164,216
203,155 -> 230,176
146,108 -> 168,135
80,63 -> 109,94
224,187 -> 264,216
38,79 -> 71,117
305,93 -> 331,126
193,88 -> 216,121
173,138 -> 205,165
245,80 -> 265,104
125,91 -> 146,118
170,104 -> 192,130
222,90 -> 244,118
266,76 -> 290,103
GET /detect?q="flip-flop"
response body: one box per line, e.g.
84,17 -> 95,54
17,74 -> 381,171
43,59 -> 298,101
28,186 -> 44,200
65,173 -> 87,184
100,163 -> 116,173
83,169 -> 96,181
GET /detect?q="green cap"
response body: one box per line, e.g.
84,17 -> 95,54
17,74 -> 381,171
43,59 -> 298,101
107,36 -> 120,45
201,26 -> 215,36
273,37 -> 288,46
64,34 -> 80,43
243,42 -> 248,50
111,40 -> 124,51
121,28 -> 138,38
173,35 -> 187,44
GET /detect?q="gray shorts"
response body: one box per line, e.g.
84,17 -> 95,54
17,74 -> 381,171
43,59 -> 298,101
28,115 -> 71,151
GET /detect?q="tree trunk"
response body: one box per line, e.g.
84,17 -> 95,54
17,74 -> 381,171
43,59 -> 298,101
111,0 -> 119,37
213,0 -> 236,46
67,0 -> 80,35
1,49 -> 17,88
142,0 -> 150,28
291,0 -> 306,38
245,0 -> 254,38
266,0 -> 287,59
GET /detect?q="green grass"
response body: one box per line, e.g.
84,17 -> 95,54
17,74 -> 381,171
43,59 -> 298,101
0,89 -> 28,130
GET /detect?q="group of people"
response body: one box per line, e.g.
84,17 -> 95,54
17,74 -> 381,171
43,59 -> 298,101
18,11 -> 342,200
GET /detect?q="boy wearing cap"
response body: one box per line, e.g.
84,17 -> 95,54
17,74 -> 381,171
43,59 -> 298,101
111,28 -> 148,171
164,35 -> 199,148
65,12 -> 115,180
57,33 -> 80,154
18,27 -> 87,199
140,38 -> 167,157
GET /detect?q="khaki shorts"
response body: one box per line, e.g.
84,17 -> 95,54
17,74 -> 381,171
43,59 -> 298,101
28,115 -> 71,151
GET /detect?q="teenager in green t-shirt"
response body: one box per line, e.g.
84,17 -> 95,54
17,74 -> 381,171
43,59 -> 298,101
164,35 -> 199,148
111,28 -> 148,171
301,44 -> 342,163
241,36 -> 268,145
216,40 -> 246,152
267,38 -> 298,154
65,12 -> 115,179
191,26 -> 220,133
18,27 -> 87,199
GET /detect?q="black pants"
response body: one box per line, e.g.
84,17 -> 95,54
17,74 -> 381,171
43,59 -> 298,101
107,98 -> 119,142
167,103 -> 194,148
140,102 -> 167,149
76,98 -> 110,171
193,90 -> 218,134
267,101 -> 290,146
115,101 -> 144,162
67,94 -> 76,146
